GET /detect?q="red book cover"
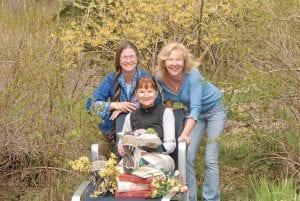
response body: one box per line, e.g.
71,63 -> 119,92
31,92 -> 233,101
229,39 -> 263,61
118,173 -> 153,184
114,190 -> 152,199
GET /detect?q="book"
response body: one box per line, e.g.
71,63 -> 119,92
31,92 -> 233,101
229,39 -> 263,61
114,190 -> 152,199
118,173 -> 153,184
137,134 -> 162,148
131,166 -> 164,178
118,132 -> 162,148
117,181 -> 149,192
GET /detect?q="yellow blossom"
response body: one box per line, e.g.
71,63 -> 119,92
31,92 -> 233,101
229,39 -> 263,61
69,156 -> 91,173
151,190 -> 158,198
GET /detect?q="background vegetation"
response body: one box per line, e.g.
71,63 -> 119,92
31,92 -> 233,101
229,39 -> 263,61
0,0 -> 299,200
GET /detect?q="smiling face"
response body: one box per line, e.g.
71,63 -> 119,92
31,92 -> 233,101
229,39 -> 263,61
164,49 -> 185,78
120,48 -> 138,73
135,77 -> 158,108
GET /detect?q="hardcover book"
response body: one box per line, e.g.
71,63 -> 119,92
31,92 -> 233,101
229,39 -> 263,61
118,173 -> 153,183
117,181 -> 149,192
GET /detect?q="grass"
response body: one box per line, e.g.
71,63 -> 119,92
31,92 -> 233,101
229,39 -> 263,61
250,177 -> 299,201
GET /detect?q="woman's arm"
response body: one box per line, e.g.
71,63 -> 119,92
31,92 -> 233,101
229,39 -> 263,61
162,108 -> 176,154
178,68 -> 203,144
109,102 -> 136,113
178,118 -> 196,144
187,68 -> 203,121
86,74 -> 113,118
88,73 -> 136,120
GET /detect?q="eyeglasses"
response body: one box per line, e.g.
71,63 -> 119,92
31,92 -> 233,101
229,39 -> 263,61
120,55 -> 137,61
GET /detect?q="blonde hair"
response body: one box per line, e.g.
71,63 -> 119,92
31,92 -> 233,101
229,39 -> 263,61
156,42 -> 198,78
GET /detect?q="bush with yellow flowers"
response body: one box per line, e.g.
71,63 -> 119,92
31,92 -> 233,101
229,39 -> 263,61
69,156 -> 91,173
150,170 -> 188,198
70,153 -> 120,198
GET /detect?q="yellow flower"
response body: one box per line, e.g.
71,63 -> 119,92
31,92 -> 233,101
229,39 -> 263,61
69,156 -> 91,173
99,169 -> 106,177
151,190 -> 158,198
168,178 -> 176,187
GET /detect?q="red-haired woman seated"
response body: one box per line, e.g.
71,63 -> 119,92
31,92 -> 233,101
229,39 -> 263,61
118,77 -> 176,173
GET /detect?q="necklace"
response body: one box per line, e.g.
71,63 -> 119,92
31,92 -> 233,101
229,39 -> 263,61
164,76 -> 183,92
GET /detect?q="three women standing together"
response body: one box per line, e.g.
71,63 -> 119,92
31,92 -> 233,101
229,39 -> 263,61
87,41 -> 227,201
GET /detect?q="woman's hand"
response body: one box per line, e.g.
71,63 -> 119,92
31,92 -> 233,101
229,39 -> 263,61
178,118 -> 195,145
178,133 -> 190,144
110,102 -> 137,113
110,110 -> 122,120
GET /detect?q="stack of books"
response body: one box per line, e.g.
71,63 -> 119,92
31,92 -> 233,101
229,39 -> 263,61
115,173 -> 153,198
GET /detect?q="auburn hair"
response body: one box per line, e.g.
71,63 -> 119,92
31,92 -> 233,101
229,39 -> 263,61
136,77 -> 158,91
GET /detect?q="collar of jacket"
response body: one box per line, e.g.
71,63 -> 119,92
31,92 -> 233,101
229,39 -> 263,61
140,103 -> 158,113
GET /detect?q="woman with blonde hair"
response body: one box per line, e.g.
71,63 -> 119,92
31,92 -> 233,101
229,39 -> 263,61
156,42 -> 227,201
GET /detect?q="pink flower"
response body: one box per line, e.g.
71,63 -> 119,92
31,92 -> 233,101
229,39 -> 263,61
180,186 -> 189,192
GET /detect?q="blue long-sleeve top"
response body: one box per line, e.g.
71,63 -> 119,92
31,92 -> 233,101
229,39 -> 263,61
157,68 -> 223,121
86,67 -> 162,133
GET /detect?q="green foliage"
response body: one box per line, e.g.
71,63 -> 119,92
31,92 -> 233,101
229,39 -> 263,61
286,131 -> 299,152
250,177 -> 299,201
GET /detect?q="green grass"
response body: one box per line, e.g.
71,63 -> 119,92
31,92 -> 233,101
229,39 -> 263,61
249,177 -> 299,201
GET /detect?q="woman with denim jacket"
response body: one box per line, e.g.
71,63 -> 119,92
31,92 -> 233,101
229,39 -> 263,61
156,42 -> 227,201
86,41 -> 161,143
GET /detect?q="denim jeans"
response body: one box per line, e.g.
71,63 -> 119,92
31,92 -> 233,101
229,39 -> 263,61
186,103 -> 227,201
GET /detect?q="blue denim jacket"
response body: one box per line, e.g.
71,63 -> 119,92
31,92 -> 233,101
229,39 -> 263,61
157,68 -> 223,121
86,67 -> 162,133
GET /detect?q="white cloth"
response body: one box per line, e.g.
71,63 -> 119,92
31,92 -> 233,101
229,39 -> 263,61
142,153 -> 175,173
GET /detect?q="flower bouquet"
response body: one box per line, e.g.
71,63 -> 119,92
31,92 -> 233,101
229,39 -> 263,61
149,170 -> 188,198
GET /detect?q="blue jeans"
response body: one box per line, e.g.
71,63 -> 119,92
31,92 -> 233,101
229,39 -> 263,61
186,104 -> 227,201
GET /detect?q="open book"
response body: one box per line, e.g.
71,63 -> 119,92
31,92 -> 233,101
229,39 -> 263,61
118,132 -> 162,148
131,166 -> 164,178
137,134 -> 162,148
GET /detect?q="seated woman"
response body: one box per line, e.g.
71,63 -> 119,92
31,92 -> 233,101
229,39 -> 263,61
118,76 -> 176,173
